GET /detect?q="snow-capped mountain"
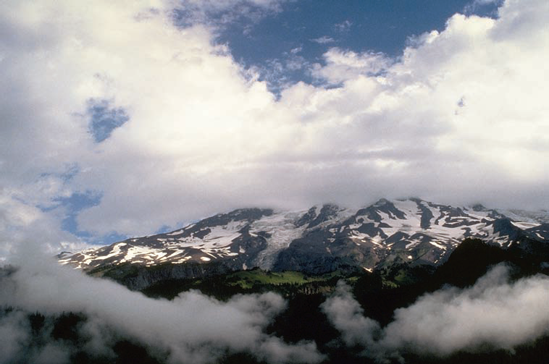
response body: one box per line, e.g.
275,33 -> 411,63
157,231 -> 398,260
59,199 -> 549,282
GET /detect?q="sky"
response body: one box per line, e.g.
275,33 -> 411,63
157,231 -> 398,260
1,0 -> 548,255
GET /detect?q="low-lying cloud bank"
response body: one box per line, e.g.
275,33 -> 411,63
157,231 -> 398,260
323,265 -> 549,362
0,247 -> 323,364
3,247 -> 549,363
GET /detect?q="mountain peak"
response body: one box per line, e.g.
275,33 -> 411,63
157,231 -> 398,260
373,198 -> 391,207
471,203 -> 487,212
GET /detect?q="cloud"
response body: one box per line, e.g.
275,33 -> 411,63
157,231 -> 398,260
254,47 -> 309,92
32,343 -> 71,364
176,0 -> 291,28
321,281 -> 380,347
0,190 -> 82,262
311,48 -> 392,84
0,0 -> 549,245
0,311 -> 29,363
334,20 -> 352,33
310,36 -> 336,44
0,241 -> 323,364
464,0 -> 504,14
323,265 -> 549,362
182,0 -> 288,12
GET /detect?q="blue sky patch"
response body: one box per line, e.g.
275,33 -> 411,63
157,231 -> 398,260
87,99 -> 129,143
92,231 -> 129,246
55,191 -> 102,237
210,0 -> 501,91
55,191 -> 131,245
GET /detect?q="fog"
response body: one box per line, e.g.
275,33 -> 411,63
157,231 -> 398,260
323,265 -> 549,362
0,242 -> 323,364
3,241 -> 549,363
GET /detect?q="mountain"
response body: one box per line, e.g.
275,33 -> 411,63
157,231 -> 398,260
59,198 -> 549,289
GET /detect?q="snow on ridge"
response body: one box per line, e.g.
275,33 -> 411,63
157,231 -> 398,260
251,210 -> 309,270
511,221 -> 540,230
501,209 -> 547,225
175,220 -> 245,249
59,199 -> 549,270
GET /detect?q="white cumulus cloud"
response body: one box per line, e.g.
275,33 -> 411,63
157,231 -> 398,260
0,0 -> 548,246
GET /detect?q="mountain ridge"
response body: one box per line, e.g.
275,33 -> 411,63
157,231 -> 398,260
58,198 -> 549,290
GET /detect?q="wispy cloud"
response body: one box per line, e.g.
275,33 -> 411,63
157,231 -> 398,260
310,36 -> 336,44
334,20 -> 352,32
175,0 -> 292,29
311,48 -> 393,84
464,0 -> 504,14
